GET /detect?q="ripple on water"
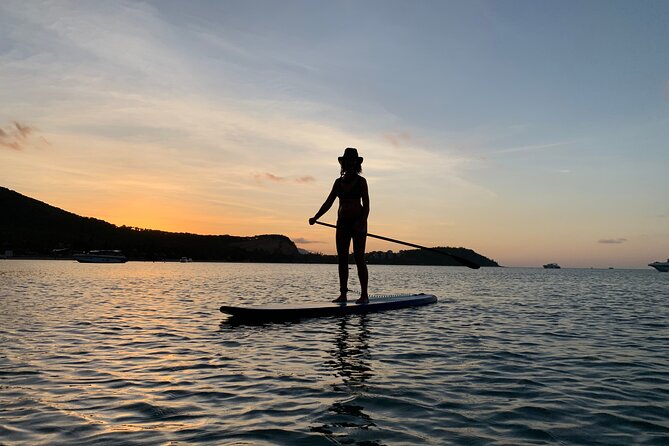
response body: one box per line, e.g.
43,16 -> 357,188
1,262 -> 668,445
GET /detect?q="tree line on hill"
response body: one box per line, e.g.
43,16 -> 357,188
0,186 -> 498,266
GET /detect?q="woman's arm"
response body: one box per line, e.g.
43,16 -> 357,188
360,177 -> 370,221
309,179 -> 338,225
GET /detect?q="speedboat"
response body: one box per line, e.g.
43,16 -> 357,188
648,259 -> 669,272
543,263 -> 561,269
74,250 -> 127,263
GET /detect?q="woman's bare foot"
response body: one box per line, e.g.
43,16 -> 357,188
332,294 -> 347,303
355,295 -> 369,305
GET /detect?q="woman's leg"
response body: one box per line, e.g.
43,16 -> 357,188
352,232 -> 368,304
334,227 -> 351,302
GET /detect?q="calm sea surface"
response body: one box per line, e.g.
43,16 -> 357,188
1,260 -> 668,445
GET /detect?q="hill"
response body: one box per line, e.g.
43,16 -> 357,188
1,186 -> 499,266
0,187 -> 299,261
367,248 -> 498,267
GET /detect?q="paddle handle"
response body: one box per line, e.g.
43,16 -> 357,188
313,221 -> 480,269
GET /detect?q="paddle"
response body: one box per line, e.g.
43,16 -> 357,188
313,221 -> 480,269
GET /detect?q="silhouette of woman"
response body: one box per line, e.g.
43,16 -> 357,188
309,148 -> 369,304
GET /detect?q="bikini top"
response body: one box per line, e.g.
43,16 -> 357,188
337,176 -> 362,199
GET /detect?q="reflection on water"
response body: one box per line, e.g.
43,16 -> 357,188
329,315 -> 373,387
313,315 -> 381,445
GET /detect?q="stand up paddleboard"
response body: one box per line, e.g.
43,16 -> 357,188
220,293 -> 437,322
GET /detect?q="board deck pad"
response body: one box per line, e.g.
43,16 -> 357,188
220,293 -> 437,321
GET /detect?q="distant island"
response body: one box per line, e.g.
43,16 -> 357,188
0,186 -> 499,267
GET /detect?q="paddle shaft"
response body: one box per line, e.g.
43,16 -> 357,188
314,221 -> 480,269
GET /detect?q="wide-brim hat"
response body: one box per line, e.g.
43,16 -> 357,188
338,147 -> 363,163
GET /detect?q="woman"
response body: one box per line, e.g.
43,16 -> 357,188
309,147 -> 370,304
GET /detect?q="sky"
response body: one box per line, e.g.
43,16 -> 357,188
1,0 -> 668,268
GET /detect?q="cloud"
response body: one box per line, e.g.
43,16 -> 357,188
254,173 -> 315,184
598,238 -> 627,244
255,172 -> 286,183
491,140 -> 573,155
384,131 -> 412,148
292,237 -> 323,244
0,121 -> 48,151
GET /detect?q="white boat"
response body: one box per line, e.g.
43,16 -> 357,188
648,259 -> 669,272
543,263 -> 561,269
74,250 -> 127,263
180,257 -> 193,263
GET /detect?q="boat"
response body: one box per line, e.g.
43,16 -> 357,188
180,257 -> 193,263
73,250 -> 127,263
648,259 -> 669,272
220,293 -> 437,322
543,263 -> 561,269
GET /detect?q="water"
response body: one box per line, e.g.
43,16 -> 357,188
1,261 -> 668,445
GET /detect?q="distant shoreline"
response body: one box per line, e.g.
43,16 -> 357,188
2,186 -> 499,268
0,257 -> 652,270
0,257 -> 499,266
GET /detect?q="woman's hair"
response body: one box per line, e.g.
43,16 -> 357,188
340,159 -> 362,176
